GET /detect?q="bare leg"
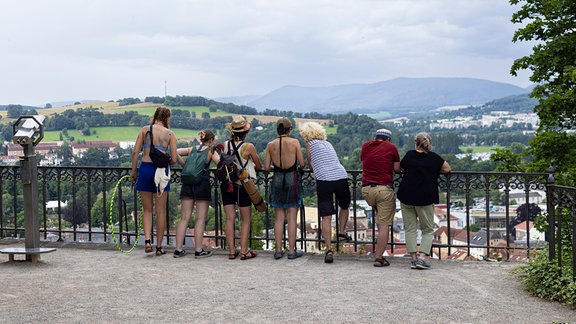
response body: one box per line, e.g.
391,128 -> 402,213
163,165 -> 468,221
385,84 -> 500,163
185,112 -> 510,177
224,204 -> 237,254
375,222 -> 390,259
154,192 -> 168,248
286,206 -> 298,253
140,191 -> 153,243
274,208 -> 286,252
194,201 -> 210,252
321,216 -> 332,251
175,199 -> 193,251
338,207 -> 350,234
239,205 -> 252,253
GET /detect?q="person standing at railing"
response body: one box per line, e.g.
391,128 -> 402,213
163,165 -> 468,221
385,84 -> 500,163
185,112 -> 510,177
360,129 -> 401,267
221,116 -> 262,260
299,121 -> 351,264
265,117 -> 306,260
397,132 -> 451,270
173,130 -> 219,259
129,106 -> 179,256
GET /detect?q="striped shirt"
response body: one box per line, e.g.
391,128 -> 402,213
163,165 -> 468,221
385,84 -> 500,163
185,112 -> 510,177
308,140 -> 348,181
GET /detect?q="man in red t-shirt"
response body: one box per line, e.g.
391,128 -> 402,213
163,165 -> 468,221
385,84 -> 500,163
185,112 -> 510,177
360,129 -> 401,267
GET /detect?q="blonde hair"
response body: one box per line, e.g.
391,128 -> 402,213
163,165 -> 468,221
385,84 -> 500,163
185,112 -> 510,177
415,132 -> 433,152
299,122 -> 327,142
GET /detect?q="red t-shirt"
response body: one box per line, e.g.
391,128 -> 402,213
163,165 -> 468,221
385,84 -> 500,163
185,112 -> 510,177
360,140 -> 400,186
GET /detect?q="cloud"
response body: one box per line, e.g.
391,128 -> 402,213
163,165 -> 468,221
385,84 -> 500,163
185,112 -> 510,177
0,0 -> 534,106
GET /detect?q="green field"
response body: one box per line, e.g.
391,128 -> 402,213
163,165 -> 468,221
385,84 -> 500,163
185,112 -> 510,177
325,125 -> 337,135
43,127 -> 202,142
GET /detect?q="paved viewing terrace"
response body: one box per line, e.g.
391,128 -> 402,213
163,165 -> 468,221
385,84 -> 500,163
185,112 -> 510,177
1,240 -> 575,323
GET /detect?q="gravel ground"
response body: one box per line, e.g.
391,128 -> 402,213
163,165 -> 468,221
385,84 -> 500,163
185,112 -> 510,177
1,241 -> 575,324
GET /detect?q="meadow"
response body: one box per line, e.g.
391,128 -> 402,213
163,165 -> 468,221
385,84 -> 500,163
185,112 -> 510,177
42,127 -> 202,142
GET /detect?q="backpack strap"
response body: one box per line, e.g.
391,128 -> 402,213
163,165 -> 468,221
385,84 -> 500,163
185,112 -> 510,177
146,125 -> 155,150
229,141 -> 248,169
147,124 -> 170,153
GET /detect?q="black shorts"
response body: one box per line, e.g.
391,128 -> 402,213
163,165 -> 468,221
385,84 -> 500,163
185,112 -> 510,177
220,183 -> 251,207
317,178 -> 351,217
180,177 -> 211,201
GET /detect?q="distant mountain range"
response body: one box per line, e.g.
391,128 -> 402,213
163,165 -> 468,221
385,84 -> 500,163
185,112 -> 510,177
216,77 -> 532,117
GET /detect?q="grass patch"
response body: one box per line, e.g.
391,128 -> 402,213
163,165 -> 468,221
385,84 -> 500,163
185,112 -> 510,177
43,127 -> 202,142
325,125 -> 337,135
365,112 -> 392,120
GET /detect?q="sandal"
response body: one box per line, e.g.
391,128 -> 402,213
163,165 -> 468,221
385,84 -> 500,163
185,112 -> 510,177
229,250 -> 240,260
144,240 -> 153,253
338,233 -> 353,242
373,257 -> 390,267
240,250 -> 257,260
155,246 -> 166,256
324,249 -> 334,263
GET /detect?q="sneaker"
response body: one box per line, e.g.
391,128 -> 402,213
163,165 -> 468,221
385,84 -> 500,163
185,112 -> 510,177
287,250 -> 304,260
412,258 -> 431,270
195,249 -> 213,258
274,251 -> 284,259
173,249 -> 187,258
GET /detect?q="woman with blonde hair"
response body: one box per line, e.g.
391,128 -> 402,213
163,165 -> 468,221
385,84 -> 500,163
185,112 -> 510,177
397,132 -> 451,270
300,122 -> 351,263
130,107 -> 178,256
173,130 -> 219,258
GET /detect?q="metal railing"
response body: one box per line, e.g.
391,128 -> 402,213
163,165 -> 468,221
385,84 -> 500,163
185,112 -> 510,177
545,167 -> 576,279
0,165 -> 569,263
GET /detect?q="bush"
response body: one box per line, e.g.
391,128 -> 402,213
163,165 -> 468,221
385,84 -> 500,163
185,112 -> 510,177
513,211 -> 576,306
513,250 -> 576,306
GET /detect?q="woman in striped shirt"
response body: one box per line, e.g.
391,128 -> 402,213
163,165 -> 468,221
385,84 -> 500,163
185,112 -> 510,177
300,122 -> 352,263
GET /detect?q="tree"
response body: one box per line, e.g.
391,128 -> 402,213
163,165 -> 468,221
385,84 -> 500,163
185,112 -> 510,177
511,0 -> 576,130
510,0 -> 576,185
6,104 -> 23,118
55,142 -> 74,166
63,201 -> 88,226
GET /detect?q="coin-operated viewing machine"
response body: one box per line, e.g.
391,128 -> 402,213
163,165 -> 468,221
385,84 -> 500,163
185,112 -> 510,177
0,115 -> 55,263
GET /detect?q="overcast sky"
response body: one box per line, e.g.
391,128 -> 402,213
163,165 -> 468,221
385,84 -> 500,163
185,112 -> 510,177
0,0 -> 534,106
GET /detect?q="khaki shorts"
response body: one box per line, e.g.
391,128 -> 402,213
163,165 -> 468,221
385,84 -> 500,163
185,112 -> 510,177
361,185 -> 396,225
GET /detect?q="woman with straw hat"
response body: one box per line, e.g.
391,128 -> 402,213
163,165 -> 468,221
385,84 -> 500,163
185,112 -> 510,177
220,116 -> 262,260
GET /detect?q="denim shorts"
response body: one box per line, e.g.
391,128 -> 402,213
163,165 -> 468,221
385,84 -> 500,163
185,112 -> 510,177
136,162 -> 171,193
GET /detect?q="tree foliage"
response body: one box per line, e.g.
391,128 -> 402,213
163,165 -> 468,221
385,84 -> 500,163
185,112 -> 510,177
509,0 -> 576,185
511,0 -> 576,130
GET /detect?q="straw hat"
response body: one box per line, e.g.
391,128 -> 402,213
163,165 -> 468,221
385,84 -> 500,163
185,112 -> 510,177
226,116 -> 251,133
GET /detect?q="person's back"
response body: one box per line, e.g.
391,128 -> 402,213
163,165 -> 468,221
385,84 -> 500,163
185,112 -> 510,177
267,136 -> 302,170
361,138 -> 399,186
308,139 -> 347,181
360,128 -> 400,268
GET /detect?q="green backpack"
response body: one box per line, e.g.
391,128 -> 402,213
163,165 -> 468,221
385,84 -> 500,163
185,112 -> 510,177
181,144 -> 208,185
